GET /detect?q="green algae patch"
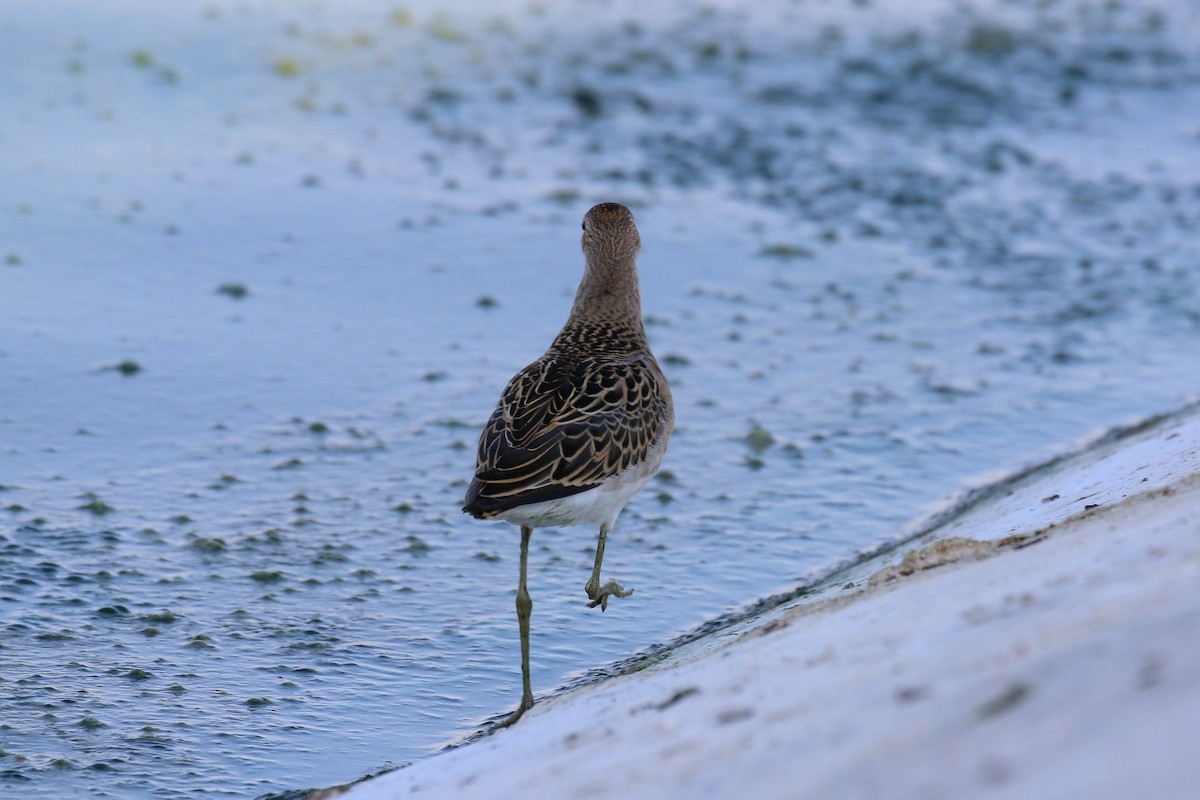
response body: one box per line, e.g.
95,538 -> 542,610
78,495 -> 115,515
975,681 -> 1032,720
313,549 -> 348,565
965,23 -> 1019,57
189,536 -> 228,553
401,536 -> 432,556
745,424 -> 775,453
274,58 -> 301,77
216,282 -> 249,299
210,474 -> 241,489
758,243 -> 815,260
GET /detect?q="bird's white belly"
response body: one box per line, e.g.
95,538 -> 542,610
496,447 -> 665,531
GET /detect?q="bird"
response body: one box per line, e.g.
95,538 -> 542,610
463,202 -> 674,728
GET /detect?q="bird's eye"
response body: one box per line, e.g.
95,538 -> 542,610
581,221 -> 587,231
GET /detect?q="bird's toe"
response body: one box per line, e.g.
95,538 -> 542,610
586,580 -> 634,611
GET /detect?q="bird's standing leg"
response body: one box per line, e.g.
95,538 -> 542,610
584,523 -> 634,611
496,525 -> 535,728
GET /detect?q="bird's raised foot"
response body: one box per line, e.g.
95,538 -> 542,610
494,691 -> 534,729
585,579 -> 634,611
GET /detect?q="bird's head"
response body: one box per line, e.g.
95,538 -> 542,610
581,203 -> 641,265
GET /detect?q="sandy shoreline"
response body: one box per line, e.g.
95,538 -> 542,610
316,402 -> 1200,800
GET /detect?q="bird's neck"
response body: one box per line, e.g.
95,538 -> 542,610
561,255 -> 648,349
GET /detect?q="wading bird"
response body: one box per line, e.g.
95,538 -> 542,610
463,202 -> 674,727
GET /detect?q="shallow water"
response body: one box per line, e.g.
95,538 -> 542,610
2,0 -> 1200,796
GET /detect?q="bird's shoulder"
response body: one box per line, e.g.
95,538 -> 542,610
494,347 -> 669,438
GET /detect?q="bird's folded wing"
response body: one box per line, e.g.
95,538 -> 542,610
463,356 -> 667,515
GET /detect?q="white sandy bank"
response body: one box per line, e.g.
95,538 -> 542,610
329,405 -> 1200,800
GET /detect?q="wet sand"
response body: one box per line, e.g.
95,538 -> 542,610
331,402 -> 1200,799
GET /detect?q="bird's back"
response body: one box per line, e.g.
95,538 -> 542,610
463,329 -> 673,520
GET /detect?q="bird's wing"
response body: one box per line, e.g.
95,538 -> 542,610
463,354 -> 669,516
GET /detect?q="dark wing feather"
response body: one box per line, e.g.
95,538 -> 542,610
462,354 -> 668,518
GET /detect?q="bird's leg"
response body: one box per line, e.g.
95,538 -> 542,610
496,525 -> 535,728
584,523 -> 634,612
